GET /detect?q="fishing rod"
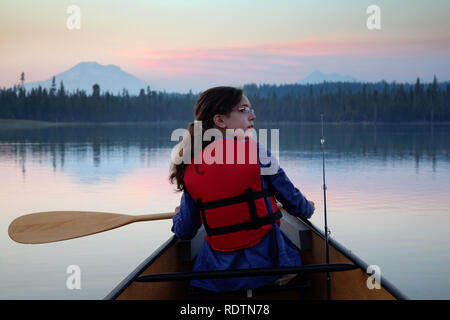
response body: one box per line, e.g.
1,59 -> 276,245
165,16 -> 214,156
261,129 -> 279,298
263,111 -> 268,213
320,113 -> 331,300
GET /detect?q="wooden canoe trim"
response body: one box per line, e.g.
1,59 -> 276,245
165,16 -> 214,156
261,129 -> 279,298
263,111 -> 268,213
301,230 -> 396,300
116,239 -> 192,300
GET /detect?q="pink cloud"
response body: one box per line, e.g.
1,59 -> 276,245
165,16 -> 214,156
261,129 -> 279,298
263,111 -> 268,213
116,36 -> 450,86
119,42 -> 312,77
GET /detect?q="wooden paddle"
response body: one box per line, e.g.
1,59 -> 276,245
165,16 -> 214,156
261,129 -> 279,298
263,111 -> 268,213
8,211 -> 175,244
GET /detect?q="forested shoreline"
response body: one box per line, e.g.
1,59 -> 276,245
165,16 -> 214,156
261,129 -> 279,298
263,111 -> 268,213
1,77 -> 449,123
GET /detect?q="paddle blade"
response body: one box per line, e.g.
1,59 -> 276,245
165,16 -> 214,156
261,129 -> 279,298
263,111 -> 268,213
8,211 -> 136,244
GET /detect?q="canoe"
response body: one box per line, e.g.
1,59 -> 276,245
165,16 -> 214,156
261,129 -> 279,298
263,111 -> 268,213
104,206 -> 407,300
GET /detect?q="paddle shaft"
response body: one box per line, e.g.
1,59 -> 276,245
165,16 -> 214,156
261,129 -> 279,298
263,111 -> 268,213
129,212 -> 175,223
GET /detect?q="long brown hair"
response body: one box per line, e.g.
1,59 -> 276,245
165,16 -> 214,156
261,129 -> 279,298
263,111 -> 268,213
169,86 -> 243,192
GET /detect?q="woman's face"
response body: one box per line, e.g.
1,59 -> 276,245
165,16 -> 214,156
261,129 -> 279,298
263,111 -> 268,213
214,94 -> 256,132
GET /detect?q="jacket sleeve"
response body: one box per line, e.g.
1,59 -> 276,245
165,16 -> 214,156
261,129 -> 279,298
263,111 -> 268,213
259,143 -> 314,219
171,191 -> 202,240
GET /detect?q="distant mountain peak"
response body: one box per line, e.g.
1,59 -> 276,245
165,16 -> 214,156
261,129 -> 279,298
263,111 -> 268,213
76,61 -> 99,65
24,62 -> 150,95
300,71 -> 358,84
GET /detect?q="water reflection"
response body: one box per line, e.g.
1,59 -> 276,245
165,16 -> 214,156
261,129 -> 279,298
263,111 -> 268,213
0,123 -> 448,178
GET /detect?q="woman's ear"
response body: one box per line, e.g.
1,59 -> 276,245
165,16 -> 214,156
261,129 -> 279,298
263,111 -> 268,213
213,114 -> 227,129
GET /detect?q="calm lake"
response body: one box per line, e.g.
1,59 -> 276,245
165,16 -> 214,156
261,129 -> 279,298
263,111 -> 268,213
1,122 -> 449,299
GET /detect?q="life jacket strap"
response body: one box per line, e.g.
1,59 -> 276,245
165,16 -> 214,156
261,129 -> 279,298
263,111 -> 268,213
197,188 -> 282,237
199,189 -> 273,210
203,209 -> 282,236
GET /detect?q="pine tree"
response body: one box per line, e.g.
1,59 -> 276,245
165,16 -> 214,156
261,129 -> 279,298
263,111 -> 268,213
50,76 -> 56,96
430,75 -> 438,123
92,84 -> 100,97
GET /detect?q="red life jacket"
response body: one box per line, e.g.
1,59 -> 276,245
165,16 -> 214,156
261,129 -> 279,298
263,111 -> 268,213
183,137 -> 281,252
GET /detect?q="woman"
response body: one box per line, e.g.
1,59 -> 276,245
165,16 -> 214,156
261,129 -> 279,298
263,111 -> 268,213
170,86 -> 315,293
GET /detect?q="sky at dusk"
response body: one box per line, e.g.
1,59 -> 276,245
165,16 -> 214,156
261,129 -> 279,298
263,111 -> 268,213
1,0 -> 449,92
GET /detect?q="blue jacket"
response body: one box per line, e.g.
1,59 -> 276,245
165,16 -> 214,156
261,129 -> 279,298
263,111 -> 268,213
171,143 -> 314,292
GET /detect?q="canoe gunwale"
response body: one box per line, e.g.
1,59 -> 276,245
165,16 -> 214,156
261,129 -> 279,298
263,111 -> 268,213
104,236 -> 177,300
299,217 -> 408,300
